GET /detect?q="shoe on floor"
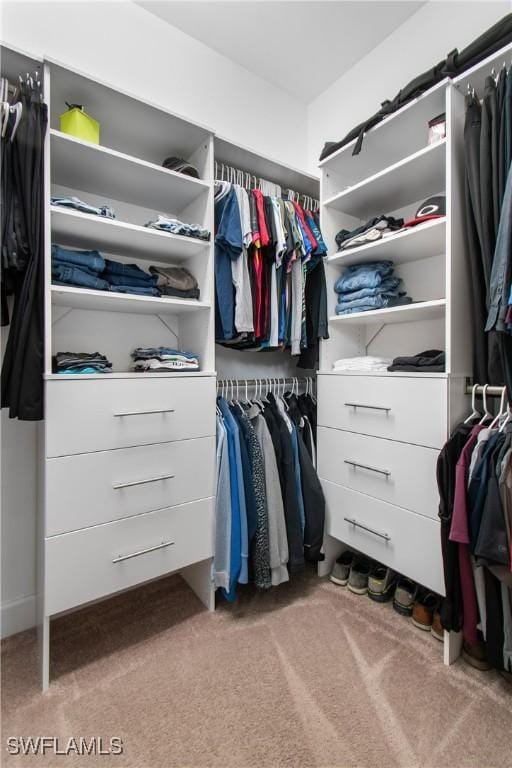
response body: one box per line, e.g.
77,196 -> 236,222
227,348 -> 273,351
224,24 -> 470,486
462,640 -> 491,671
368,565 -> 396,603
347,559 -> 372,595
431,609 -> 444,642
330,551 -> 355,586
393,578 -> 417,616
412,591 -> 438,630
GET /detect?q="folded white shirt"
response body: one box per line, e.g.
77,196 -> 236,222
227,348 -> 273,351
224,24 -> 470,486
332,356 -> 392,371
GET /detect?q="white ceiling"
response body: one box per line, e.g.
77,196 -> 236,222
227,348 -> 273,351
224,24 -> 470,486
136,1 -> 425,103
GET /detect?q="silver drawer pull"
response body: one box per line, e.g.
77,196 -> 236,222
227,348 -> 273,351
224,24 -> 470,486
112,540 -> 174,563
344,460 -> 391,477
113,473 -> 175,490
344,517 -> 391,541
113,408 -> 175,417
344,402 -> 391,413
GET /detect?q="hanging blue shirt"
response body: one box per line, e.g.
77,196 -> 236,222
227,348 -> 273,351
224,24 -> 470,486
215,188 -> 242,340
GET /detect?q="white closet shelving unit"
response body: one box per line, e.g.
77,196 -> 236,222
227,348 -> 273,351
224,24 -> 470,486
317,74 -> 475,665
37,58 -> 217,689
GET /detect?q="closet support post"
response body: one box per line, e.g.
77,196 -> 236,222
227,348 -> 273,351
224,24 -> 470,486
181,559 -> 215,612
443,630 -> 463,665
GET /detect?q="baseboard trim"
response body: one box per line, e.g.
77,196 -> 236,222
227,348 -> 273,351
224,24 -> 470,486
1,594 -> 36,638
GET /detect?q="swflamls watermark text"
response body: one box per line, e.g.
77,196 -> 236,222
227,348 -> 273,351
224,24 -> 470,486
6,736 -> 124,756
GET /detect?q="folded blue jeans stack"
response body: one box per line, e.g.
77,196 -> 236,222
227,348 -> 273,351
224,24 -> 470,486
52,245 -> 110,291
334,261 -> 412,315
51,196 -> 115,219
52,245 -> 161,296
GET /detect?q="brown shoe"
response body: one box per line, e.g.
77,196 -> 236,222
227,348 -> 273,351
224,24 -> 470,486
431,609 -> 444,642
412,592 -> 438,631
462,641 -> 491,671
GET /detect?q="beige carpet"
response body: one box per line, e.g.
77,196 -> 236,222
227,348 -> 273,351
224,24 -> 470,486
2,568 -> 512,768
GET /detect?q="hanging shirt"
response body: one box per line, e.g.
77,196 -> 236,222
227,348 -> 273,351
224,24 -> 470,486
232,185 -> 254,333
215,187 -> 242,340
214,415 -> 231,591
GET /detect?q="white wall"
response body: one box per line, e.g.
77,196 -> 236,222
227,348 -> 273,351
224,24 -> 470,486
2,0 -> 308,169
0,0 -> 310,637
307,1 -> 511,171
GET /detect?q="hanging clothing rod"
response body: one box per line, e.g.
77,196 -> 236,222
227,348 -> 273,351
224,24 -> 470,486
217,376 -> 315,387
214,160 -> 319,210
465,384 -> 508,397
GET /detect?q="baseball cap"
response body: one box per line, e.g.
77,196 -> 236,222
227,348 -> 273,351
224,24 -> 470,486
162,156 -> 200,179
403,196 -> 446,228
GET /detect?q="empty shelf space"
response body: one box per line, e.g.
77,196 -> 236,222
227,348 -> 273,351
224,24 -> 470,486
50,206 -> 210,263
327,218 -> 446,267
329,298 -> 446,325
50,130 -> 210,213
51,285 -> 211,315
324,140 -> 446,218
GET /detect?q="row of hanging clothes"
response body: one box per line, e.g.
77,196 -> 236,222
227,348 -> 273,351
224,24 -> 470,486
437,384 -> 512,673
463,61 -> 512,399
214,377 -> 325,601
214,162 -> 328,370
1,66 -> 48,420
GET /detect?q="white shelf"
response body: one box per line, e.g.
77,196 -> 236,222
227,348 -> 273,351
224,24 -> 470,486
319,370 -> 448,378
214,136 -> 319,198
50,206 -> 210,263
48,59 -> 213,164
50,130 -> 210,213
51,285 -> 211,315
319,79 -> 448,181
44,371 -> 216,380
327,218 -> 446,267
324,140 -> 446,218
329,299 -> 446,325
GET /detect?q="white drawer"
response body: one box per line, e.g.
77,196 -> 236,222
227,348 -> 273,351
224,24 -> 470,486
45,497 -> 213,615
46,437 -> 215,536
322,479 -> 444,595
46,376 -> 216,456
317,427 -> 439,520
317,374 -> 447,448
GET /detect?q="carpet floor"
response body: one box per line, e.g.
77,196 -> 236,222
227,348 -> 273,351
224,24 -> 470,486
2,569 -> 511,768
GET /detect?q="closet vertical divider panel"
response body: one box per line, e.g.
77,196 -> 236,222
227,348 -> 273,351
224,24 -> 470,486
39,60 -> 217,690
317,82 -> 470,666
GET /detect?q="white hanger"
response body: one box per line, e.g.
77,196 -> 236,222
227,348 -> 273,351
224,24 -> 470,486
477,384 -> 492,425
489,387 -> 507,430
499,402 -> 511,432
464,383 -> 481,423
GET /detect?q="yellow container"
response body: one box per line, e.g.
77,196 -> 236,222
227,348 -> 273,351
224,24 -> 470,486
60,105 -> 100,144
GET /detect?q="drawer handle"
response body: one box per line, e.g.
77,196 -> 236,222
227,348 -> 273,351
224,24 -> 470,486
112,540 -> 175,563
344,517 -> 391,541
113,408 -> 175,417
344,402 -> 391,413
344,460 -> 391,477
113,473 -> 175,490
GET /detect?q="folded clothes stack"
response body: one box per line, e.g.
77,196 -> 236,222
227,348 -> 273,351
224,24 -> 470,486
335,216 -> 404,251
52,245 -> 110,291
131,347 -> 200,372
334,197 -> 446,252
334,261 -> 412,315
51,245 -> 200,299
51,196 -> 115,219
149,265 -> 200,299
102,259 -> 159,296
332,356 -> 392,372
145,214 -> 210,241
387,349 -> 445,372
53,351 -> 112,374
